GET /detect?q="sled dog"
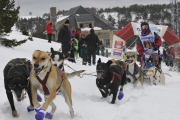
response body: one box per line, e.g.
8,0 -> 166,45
96,58 -> 126,104
126,52 -> 144,87
146,67 -> 172,85
50,47 -> 85,79
3,58 -> 33,117
30,50 -> 74,119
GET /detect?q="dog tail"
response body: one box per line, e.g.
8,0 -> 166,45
67,70 -> 85,79
163,72 -> 172,77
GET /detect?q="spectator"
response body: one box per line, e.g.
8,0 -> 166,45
75,28 -> 81,41
68,33 -> 79,63
45,20 -> 53,43
163,49 -> 167,62
166,46 -> 175,69
75,28 -> 81,57
86,28 -> 99,66
96,40 -> 102,55
58,19 -> 70,58
79,33 -> 88,65
71,27 -> 76,36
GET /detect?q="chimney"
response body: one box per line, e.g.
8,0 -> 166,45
50,7 -> 56,23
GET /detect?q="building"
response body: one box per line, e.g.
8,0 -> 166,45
51,6 -> 118,48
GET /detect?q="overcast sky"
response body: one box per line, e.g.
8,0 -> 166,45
15,0 -> 172,16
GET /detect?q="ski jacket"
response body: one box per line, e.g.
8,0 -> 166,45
166,47 -> 175,57
136,30 -> 162,56
58,25 -> 71,52
45,20 -> 53,34
79,38 -> 88,53
86,31 -> 99,50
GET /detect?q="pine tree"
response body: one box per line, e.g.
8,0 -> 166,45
0,0 -> 20,37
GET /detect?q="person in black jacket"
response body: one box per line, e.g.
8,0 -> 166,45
86,28 -> 99,65
58,19 -> 70,58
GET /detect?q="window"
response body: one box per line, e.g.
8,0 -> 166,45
80,23 -> 83,28
89,23 -> 92,28
105,39 -> 110,47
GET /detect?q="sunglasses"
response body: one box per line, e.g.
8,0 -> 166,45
141,25 -> 149,30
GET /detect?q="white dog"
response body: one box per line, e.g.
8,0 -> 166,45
146,67 -> 172,85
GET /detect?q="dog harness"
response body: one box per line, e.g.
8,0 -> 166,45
36,67 -> 51,95
153,67 -> 162,80
36,67 -> 64,95
104,68 -> 124,88
126,64 -> 138,83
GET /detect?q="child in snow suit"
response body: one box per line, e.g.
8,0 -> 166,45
79,33 -> 88,65
68,33 -> 79,63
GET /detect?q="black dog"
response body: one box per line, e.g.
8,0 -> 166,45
51,48 -> 65,71
3,58 -> 34,117
96,58 -> 126,104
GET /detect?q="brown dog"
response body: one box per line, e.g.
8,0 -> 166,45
30,50 -> 74,119
126,52 -> 144,87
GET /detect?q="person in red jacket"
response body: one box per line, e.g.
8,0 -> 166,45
136,22 -> 162,69
45,20 -> 53,43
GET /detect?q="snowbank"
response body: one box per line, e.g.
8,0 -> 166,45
81,27 -> 102,31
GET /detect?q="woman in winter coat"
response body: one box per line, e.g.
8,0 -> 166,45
79,33 -> 88,65
45,20 -> 53,43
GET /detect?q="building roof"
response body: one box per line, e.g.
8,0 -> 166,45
62,6 -> 117,30
75,14 -> 94,22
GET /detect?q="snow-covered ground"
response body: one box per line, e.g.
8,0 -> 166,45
0,28 -> 180,120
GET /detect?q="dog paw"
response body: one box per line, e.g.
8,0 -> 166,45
35,109 -> 45,120
45,112 -> 53,119
27,106 -> 34,112
118,92 -> 124,100
35,105 -> 42,113
12,110 -> 18,117
111,101 -> 115,104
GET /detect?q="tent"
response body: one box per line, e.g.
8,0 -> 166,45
111,22 -> 180,59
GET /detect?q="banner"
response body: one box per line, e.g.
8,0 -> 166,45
111,35 -> 124,60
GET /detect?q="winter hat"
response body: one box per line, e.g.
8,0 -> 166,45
65,19 -> 69,24
70,33 -> 74,38
90,28 -> 94,31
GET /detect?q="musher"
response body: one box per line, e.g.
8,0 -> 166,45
136,22 -> 162,69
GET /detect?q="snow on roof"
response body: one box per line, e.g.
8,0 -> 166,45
20,16 -> 38,19
81,27 -> 102,31
56,15 -> 69,23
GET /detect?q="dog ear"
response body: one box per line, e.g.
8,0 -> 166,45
47,52 -> 52,57
97,58 -> 101,63
106,60 -> 112,67
50,47 -> 54,53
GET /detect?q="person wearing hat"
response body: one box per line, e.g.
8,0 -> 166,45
58,19 -> 71,58
136,22 -> 162,69
45,20 -> 53,43
86,28 -> 99,66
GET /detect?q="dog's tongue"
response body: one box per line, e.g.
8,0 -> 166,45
127,60 -> 132,63
97,73 -> 102,79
